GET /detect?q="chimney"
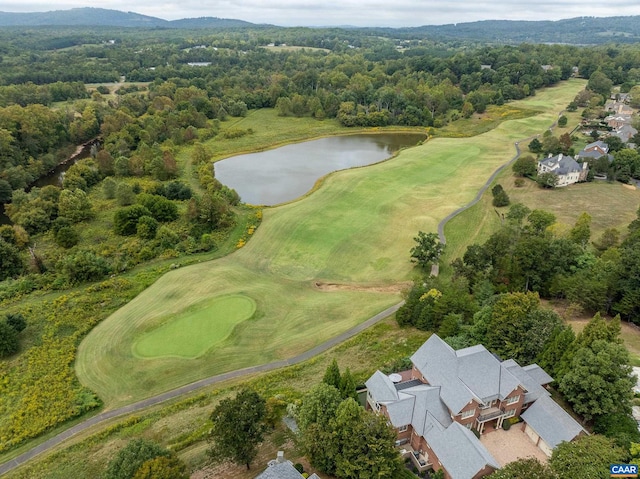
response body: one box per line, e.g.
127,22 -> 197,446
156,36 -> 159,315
276,451 -> 285,464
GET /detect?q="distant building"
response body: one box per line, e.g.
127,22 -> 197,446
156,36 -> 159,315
576,141 -> 612,162
538,153 -> 588,186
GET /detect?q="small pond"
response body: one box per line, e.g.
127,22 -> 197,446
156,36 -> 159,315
214,133 -> 425,205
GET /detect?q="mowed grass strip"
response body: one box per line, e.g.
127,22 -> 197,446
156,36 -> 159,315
76,80 -> 584,407
132,295 -> 256,359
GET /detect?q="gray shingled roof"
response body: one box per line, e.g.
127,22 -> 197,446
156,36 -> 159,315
538,154 -> 582,175
584,140 -> 609,152
365,370 -> 398,403
411,335 -> 476,414
411,335 -> 525,412
406,385 -> 452,435
614,124 -> 638,143
521,395 -> 586,448
577,149 -> 605,159
503,360 -> 551,404
424,419 -> 500,479
458,346 -> 521,402
385,394 -> 416,428
522,364 -> 554,386
255,461 -> 309,479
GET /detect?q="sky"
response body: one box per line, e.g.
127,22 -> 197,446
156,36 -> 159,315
3,0 -> 640,27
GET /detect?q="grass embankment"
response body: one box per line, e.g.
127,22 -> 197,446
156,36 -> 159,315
6,317 -> 432,479
75,79 -> 584,408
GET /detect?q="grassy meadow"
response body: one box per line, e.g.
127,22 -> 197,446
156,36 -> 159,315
76,79 -> 585,407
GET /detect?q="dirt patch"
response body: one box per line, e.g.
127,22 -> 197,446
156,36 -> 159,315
623,183 -> 637,190
313,281 -> 412,294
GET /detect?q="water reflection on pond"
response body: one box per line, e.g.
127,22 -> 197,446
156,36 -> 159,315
214,133 -> 425,205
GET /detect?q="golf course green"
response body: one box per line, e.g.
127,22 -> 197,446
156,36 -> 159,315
76,79 -> 585,407
132,295 -> 257,359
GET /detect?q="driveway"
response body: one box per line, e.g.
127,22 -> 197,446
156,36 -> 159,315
480,426 -> 549,466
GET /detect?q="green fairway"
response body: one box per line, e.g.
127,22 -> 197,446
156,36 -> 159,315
132,295 -> 256,359
76,79 -> 585,407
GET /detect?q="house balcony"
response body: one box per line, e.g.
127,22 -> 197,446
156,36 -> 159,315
477,407 -> 505,423
399,444 -> 432,473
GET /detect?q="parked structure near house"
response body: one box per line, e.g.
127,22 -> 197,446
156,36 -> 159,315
538,153 -> 589,186
365,335 -> 586,479
255,451 -> 320,479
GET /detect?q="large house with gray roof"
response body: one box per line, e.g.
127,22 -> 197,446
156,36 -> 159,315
537,153 -> 588,186
365,335 -> 586,479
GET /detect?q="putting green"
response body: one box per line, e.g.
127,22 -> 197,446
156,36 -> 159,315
132,295 -> 256,359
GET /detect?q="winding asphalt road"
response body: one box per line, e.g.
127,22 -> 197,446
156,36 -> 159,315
0,302 -> 404,476
0,114 -> 562,476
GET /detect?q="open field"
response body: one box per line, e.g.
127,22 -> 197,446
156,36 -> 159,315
76,80 -> 585,407
442,179 -> 640,269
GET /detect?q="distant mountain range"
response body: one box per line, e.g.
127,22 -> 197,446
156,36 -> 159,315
0,8 -> 256,28
393,16 -> 640,44
2,8 -> 640,44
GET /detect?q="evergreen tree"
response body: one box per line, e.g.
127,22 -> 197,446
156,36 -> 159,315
339,367 -> 358,401
5,313 -> 26,333
323,359 -> 342,390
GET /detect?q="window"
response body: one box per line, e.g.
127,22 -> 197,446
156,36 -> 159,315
398,425 -> 407,433
461,409 -> 476,419
506,395 -> 520,405
480,399 -> 496,409
505,408 -> 516,418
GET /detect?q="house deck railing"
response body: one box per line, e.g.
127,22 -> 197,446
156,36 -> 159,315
477,407 -> 505,422
400,445 -> 432,472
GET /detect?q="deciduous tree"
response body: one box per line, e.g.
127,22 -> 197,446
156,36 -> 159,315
490,458 -> 557,479
410,231 -> 444,269
208,389 -> 267,470
550,435 -> 624,479
105,439 -> 170,479
560,339 -> 634,421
